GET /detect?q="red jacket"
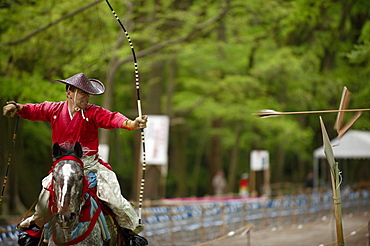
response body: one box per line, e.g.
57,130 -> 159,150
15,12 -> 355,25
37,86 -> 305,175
18,101 -> 130,157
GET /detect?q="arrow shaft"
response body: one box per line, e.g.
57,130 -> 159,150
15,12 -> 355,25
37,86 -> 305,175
254,108 -> 370,116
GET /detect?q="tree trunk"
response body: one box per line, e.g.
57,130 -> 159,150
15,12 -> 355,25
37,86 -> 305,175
274,144 -> 286,183
165,57 -> 177,118
227,125 -> 243,193
209,118 -> 223,194
190,129 -> 208,196
171,124 -> 188,197
140,60 -> 166,200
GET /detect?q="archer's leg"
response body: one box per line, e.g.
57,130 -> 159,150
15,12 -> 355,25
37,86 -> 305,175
18,174 -> 52,229
95,167 -> 141,232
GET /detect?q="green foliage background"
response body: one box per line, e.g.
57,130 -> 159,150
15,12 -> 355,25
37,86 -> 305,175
0,0 -> 369,214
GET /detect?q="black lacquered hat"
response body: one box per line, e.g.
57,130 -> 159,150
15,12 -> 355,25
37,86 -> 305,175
55,73 -> 105,95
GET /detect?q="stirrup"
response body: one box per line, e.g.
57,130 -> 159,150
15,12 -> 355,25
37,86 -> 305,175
17,225 -> 42,246
130,234 -> 148,246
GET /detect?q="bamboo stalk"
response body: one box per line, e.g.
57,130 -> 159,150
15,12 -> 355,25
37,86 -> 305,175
320,117 -> 345,245
331,162 -> 345,246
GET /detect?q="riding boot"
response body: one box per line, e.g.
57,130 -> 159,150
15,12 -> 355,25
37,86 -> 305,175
121,228 -> 148,246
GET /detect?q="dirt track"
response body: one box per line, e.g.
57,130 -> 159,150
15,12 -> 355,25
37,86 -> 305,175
207,212 -> 369,246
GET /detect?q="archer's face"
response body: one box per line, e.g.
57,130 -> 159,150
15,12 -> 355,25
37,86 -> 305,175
66,89 -> 90,110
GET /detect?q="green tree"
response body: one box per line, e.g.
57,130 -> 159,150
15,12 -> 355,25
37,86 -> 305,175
0,0 -> 369,216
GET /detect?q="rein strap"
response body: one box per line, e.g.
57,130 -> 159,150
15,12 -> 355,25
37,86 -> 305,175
52,199 -> 101,245
53,156 -> 84,167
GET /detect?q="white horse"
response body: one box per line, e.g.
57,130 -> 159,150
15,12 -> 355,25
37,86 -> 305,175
47,142 -> 104,246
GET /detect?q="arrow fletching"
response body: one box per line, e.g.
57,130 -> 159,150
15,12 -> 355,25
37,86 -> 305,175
254,109 -> 281,118
334,86 -> 351,132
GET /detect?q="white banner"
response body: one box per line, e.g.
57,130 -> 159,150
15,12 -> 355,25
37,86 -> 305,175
250,150 -> 269,171
141,115 -> 170,165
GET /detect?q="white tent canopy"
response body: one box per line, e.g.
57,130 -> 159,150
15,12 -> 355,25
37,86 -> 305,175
313,130 -> 370,188
314,130 -> 370,159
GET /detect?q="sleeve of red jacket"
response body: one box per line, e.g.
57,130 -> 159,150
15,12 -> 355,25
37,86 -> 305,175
17,101 -> 55,122
91,105 -> 132,130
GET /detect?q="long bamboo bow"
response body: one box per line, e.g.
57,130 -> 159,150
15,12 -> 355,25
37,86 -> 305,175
105,0 -> 147,225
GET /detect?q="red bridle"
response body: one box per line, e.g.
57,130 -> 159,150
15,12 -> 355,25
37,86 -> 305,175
47,155 -> 86,214
53,155 -> 84,168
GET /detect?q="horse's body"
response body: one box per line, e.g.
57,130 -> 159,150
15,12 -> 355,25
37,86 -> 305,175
47,143 -> 104,246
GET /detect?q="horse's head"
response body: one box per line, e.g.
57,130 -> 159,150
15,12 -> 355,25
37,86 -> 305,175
52,142 -> 84,228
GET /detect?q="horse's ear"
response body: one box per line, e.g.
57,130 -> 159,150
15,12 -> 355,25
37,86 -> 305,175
52,143 -> 62,158
74,142 -> 83,158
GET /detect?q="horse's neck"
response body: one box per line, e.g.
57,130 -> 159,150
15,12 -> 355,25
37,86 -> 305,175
51,215 -> 103,246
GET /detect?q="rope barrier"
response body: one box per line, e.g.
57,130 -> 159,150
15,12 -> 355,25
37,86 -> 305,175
320,222 -> 368,246
193,224 -> 254,246
189,213 -> 368,246
194,225 -> 254,246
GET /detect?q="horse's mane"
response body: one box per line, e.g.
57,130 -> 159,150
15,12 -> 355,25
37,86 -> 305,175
53,150 -> 80,161
53,142 -> 83,161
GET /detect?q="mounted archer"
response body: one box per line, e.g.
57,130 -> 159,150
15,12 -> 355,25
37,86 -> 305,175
3,73 -> 148,245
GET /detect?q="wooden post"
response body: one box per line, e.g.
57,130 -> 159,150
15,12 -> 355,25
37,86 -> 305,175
221,204 -> 226,235
263,168 -> 271,197
292,191 -> 297,225
278,190 -> 283,227
367,220 -> 370,246
307,190 -> 311,223
170,206 -> 174,246
263,200 -> 268,227
250,170 -> 257,196
201,206 -> 206,242
243,201 -> 248,226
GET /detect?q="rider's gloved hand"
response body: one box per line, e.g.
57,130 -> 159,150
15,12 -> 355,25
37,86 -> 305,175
3,101 -> 19,117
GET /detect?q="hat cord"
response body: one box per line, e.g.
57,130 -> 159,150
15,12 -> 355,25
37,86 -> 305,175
71,89 -> 86,120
